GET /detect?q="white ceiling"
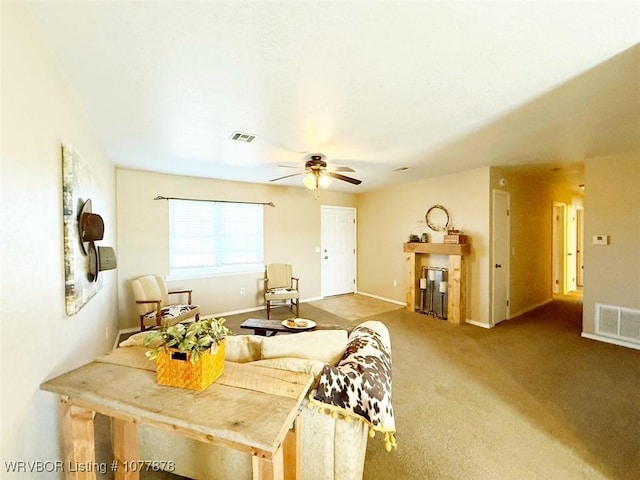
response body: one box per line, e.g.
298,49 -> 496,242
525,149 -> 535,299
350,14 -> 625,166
25,1 -> 640,193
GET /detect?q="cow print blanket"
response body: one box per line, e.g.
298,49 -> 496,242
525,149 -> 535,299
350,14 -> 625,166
309,321 -> 397,450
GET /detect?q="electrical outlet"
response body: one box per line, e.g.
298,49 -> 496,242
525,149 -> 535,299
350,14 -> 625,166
393,280 -> 397,287
240,287 -> 246,294
593,235 -> 608,245
105,327 -> 110,340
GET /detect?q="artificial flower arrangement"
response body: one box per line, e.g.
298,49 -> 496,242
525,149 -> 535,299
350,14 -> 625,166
143,317 -> 230,390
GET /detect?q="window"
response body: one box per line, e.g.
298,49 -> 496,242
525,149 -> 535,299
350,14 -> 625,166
168,199 -> 264,279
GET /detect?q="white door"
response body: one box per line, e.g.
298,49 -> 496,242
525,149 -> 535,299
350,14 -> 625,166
491,190 -> 510,325
566,205 -> 578,292
552,203 -> 566,294
576,208 -> 584,287
321,206 -> 356,297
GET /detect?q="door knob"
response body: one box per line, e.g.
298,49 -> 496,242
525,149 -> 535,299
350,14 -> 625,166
495,263 -> 502,268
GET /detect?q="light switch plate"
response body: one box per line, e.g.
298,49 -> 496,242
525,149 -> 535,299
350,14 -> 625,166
592,235 -> 608,245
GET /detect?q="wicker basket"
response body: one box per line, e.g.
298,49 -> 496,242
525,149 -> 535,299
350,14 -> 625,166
156,339 -> 226,391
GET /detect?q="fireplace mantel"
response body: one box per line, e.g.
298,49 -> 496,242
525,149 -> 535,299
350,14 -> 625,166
403,242 -> 470,256
403,242 -> 471,324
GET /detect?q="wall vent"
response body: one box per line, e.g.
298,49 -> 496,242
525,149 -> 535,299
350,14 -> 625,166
230,131 -> 255,143
595,304 -> 640,344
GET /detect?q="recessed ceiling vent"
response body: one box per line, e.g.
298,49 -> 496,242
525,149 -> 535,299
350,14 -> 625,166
230,131 -> 255,143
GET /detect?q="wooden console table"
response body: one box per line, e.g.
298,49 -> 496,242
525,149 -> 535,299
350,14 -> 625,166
404,242 -> 471,325
41,348 -> 313,480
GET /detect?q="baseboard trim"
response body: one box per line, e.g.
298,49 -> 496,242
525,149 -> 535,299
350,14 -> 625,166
213,297 -> 324,318
466,319 -> 492,329
581,332 -> 640,350
213,305 -> 265,317
356,291 -> 406,306
302,296 -> 324,303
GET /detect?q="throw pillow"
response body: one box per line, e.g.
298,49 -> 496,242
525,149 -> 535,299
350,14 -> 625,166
224,335 -> 263,363
261,329 -> 348,366
119,331 -> 163,349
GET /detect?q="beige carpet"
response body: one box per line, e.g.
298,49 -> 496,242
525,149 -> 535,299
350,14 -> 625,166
98,294 -> 639,479
308,293 -> 403,321
361,294 -> 639,480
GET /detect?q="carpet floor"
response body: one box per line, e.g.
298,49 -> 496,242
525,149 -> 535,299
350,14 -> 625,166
101,293 -> 639,479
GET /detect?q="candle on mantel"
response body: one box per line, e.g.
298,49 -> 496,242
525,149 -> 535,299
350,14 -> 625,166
439,281 -> 448,293
419,278 -> 427,289
428,270 -> 436,281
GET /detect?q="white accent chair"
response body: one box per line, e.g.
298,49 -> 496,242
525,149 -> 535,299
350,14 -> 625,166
264,263 -> 300,318
131,275 -> 200,331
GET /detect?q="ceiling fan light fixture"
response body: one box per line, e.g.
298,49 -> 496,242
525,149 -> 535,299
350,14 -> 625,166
303,172 -> 317,190
270,153 -> 361,198
319,173 -> 332,189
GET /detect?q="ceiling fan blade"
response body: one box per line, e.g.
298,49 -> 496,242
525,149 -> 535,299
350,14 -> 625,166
332,166 -> 355,173
269,172 -> 302,182
328,172 -> 362,185
277,164 -> 301,169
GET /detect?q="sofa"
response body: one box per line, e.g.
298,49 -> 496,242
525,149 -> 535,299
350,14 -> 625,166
116,320 -> 395,480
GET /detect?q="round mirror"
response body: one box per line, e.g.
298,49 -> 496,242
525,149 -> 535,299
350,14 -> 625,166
425,205 -> 450,232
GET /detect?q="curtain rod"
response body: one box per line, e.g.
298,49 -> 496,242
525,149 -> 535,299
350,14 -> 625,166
154,195 -> 275,207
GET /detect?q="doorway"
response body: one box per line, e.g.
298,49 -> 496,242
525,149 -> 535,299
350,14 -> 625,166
321,206 -> 356,297
552,202 -> 580,294
552,203 -> 566,294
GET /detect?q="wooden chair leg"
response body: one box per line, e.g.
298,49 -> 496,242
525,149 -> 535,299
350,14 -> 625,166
266,301 -> 271,319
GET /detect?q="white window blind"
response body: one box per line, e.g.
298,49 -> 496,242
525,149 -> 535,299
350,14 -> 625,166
168,199 -> 264,278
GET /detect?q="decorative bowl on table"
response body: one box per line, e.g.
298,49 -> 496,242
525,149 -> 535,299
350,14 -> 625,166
282,318 -> 316,330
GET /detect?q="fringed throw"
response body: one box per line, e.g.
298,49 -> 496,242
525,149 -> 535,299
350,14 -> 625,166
309,321 -> 397,451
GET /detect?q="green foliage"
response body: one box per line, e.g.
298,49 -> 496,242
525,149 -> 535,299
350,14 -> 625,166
143,317 -> 231,364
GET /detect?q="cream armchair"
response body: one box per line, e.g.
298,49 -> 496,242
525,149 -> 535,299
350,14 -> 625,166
131,275 -> 200,331
264,263 -> 300,318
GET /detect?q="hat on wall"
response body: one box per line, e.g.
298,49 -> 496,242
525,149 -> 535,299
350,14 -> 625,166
78,198 -> 104,252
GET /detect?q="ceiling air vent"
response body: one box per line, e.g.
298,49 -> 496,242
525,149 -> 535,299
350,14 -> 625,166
230,131 -> 255,143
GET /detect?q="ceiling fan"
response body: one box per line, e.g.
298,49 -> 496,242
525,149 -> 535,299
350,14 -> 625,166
269,154 -> 362,198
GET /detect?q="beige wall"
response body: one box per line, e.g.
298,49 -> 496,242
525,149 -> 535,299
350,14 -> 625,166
357,167 -> 491,324
116,169 -> 357,329
583,152 -> 640,334
1,3 -> 117,467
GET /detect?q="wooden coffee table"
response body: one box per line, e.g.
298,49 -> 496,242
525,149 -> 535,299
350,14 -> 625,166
240,318 -> 349,337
